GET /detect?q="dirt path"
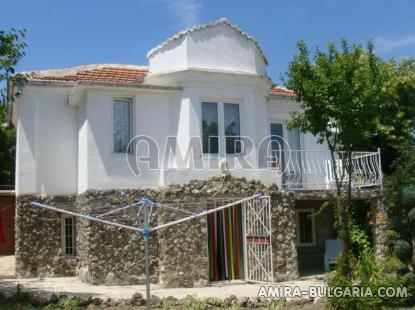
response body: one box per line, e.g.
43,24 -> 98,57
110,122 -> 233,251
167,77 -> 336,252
0,255 -> 15,279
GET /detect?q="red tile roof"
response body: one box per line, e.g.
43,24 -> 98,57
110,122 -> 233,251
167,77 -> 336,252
29,65 -> 296,98
270,86 -> 296,98
31,65 -> 149,84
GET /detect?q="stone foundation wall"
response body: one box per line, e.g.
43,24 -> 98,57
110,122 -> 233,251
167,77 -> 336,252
15,177 -> 303,286
15,195 -> 77,277
269,191 -> 299,281
371,195 -> 389,263
76,189 -> 160,285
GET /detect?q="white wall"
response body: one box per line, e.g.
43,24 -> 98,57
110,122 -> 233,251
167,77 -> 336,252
149,23 -> 266,76
16,86 -> 78,195
80,90 -> 173,191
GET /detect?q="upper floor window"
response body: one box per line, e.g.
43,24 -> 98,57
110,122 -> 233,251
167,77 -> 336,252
202,102 -> 219,154
224,103 -> 241,154
113,99 -> 132,153
202,101 -> 241,154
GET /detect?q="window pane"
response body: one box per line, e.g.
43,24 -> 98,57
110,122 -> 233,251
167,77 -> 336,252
270,123 -> 284,168
224,103 -> 241,154
114,99 -> 132,153
202,102 -> 219,153
298,211 -> 313,244
63,216 -> 76,256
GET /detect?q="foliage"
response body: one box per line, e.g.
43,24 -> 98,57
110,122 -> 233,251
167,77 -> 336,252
393,239 -> 412,262
385,148 -> 415,272
0,28 -> 26,187
284,38 -> 400,279
0,28 -> 27,102
0,104 -> 15,186
179,295 -> 224,309
328,251 -> 415,309
7,284 -> 31,303
43,296 -> 80,310
355,248 -> 381,283
349,201 -> 372,257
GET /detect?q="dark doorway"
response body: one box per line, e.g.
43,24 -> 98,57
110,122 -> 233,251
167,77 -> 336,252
207,203 -> 245,281
0,192 -> 16,255
295,200 -> 336,276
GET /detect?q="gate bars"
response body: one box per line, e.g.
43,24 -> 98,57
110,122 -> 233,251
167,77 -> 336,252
244,196 -> 274,283
30,192 -> 272,309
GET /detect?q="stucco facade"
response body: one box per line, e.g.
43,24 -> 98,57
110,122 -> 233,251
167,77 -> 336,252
13,19 -> 326,196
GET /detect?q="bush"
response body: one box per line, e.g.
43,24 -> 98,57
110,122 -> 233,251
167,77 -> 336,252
355,248 -> 381,283
393,239 -> 412,261
328,250 -> 415,309
43,296 -> 80,310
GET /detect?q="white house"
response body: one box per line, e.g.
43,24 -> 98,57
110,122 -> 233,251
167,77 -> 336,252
10,18 -> 385,286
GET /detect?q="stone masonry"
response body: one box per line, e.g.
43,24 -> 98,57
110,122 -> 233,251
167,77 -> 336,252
15,177 -> 387,287
15,195 -> 77,278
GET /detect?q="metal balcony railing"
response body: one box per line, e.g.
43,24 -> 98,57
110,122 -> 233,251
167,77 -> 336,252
267,149 -> 383,190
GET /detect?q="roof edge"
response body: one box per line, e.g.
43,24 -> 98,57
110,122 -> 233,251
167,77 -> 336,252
147,18 -> 268,65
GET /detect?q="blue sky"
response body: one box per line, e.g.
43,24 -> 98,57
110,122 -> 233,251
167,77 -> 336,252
1,0 -> 415,83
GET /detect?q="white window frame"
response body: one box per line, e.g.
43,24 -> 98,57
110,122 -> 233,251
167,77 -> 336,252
113,98 -> 134,154
296,208 -> 316,247
268,119 -> 304,151
200,99 -> 243,156
61,215 -> 76,257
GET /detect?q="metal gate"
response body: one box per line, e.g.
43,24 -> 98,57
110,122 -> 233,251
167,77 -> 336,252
244,196 -> 273,283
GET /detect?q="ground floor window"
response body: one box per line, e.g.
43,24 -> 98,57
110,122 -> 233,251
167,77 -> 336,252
62,215 -> 76,256
296,209 -> 316,246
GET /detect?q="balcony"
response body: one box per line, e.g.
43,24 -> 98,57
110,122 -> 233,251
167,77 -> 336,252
268,149 -> 383,190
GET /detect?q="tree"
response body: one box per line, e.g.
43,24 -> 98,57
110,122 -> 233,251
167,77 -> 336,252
0,28 -> 26,187
387,149 -> 415,274
284,39 -> 399,279
356,58 -> 415,173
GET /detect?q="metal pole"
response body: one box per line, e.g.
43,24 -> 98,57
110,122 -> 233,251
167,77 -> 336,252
151,193 -> 261,232
95,202 -> 139,218
31,201 -> 143,233
139,198 -> 152,310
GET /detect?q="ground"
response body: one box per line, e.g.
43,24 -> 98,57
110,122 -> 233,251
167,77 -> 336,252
0,256 -> 326,309
0,255 -> 15,279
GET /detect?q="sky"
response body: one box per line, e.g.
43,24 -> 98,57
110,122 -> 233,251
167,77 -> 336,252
1,0 -> 415,84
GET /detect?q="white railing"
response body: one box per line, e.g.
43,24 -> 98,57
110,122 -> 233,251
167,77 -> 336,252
267,149 -> 383,190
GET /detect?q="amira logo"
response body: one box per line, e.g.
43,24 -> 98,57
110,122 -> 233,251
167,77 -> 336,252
125,135 -> 293,176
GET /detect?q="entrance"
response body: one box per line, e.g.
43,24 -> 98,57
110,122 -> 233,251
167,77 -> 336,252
207,196 -> 273,283
207,200 -> 245,281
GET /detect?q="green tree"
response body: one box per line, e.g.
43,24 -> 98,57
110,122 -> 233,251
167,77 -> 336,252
284,39 -> 401,279
0,28 -> 26,187
358,58 -> 415,173
387,149 -> 415,274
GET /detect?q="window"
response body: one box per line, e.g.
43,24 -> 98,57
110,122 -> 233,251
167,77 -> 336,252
224,103 -> 241,154
202,102 -> 219,153
296,209 -> 315,246
62,215 -> 76,256
201,101 -> 241,154
270,123 -> 285,168
113,99 -> 132,153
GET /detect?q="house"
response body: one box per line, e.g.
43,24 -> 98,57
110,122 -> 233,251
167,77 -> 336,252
10,18 -> 387,287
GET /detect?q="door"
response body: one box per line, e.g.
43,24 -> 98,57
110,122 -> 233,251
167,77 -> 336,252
244,196 -> 273,283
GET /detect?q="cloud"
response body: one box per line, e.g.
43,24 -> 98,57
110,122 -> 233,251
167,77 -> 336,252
162,0 -> 202,30
375,34 -> 415,52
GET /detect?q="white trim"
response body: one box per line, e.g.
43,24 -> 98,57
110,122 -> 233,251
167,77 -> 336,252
296,208 -> 316,247
200,99 -> 243,156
